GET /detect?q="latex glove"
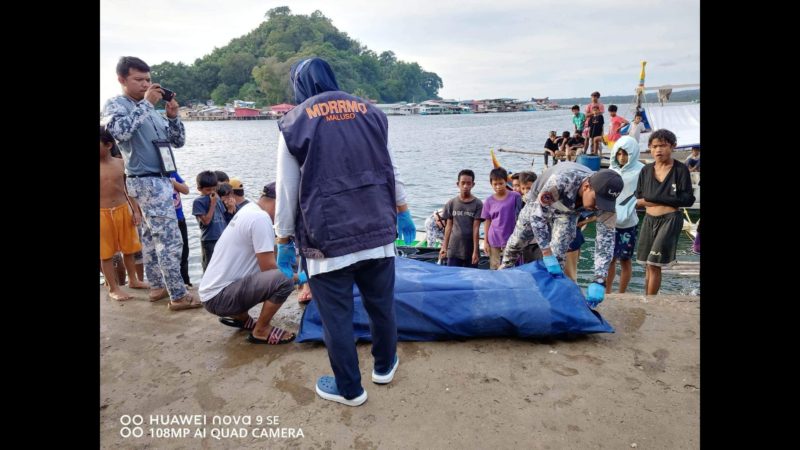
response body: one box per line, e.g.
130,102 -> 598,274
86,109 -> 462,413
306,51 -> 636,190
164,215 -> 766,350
277,242 -> 296,280
542,254 -> 563,277
397,210 -> 416,244
296,271 -> 308,285
586,282 -> 606,308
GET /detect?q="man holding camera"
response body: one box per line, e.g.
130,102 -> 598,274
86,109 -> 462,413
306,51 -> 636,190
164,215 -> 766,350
102,56 -> 201,311
192,171 -> 231,272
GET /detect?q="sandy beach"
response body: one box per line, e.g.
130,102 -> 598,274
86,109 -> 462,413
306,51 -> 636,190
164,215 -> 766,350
100,285 -> 699,449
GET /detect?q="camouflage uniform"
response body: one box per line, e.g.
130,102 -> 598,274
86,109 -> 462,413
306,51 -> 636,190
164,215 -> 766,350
501,162 -> 616,279
102,96 -> 187,300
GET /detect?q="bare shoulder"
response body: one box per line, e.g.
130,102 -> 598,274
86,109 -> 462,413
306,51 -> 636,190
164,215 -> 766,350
100,157 -> 126,178
109,157 -> 127,176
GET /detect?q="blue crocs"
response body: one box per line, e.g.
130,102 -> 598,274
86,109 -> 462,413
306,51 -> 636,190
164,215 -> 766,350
315,376 -> 367,406
372,354 -> 399,384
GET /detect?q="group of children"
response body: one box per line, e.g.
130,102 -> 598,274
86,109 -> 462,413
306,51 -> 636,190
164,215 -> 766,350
431,168 -> 535,270
562,91 -> 647,162
423,126 -> 693,296
542,130 -> 586,166
426,166 -> 596,281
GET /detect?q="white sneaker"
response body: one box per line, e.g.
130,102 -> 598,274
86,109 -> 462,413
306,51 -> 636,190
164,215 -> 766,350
372,355 -> 399,384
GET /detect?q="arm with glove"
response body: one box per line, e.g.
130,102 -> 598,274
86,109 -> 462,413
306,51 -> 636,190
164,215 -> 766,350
275,241 -> 309,285
389,144 -> 416,244
585,213 -> 616,307
396,204 -> 416,245
274,133 -> 308,285
541,249 -> 564,277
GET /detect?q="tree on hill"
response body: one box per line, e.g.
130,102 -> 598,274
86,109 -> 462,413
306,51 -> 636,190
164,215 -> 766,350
150,7 -> 442,107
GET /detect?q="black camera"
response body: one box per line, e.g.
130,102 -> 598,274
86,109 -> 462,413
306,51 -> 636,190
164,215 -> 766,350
217,183 -> 232,197
161,88 -> 175,102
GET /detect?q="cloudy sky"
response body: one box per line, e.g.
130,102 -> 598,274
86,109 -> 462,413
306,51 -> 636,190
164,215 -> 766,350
100,0 -> 699,107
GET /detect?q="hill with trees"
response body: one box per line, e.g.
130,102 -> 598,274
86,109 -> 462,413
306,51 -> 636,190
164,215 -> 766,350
149,7 -> 443,107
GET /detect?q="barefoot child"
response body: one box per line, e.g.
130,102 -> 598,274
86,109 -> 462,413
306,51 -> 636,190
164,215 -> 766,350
439,169 -> 483,267
100,125 -> 150,300
606,136 -> 644,293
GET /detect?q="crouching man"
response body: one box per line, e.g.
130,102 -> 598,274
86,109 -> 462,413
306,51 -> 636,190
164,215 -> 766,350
198,183 -> 297,344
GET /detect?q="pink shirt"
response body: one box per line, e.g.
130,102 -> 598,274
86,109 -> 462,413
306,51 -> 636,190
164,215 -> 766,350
584,101 -> 605,115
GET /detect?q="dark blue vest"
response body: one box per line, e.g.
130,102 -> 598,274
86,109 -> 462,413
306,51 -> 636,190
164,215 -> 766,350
278,91 -> 397,258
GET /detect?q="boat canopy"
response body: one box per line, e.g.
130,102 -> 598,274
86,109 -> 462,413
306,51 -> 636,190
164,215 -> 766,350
640,103 -> 700,149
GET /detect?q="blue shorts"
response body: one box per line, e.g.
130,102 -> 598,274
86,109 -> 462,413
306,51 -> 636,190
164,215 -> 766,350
567,228 -> 585,252
613,225 -> 638,261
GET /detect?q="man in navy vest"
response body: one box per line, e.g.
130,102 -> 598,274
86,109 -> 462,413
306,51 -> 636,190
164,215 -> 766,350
274,58 -> 416,406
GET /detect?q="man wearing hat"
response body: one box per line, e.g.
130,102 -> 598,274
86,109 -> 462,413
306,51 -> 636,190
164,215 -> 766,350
500,162 -> 623,308
274,57 -> 415,406
228,178 -> 250,212
260,182 -> 276,220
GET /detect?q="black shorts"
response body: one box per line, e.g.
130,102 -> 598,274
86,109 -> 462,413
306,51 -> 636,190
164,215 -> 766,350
636,211 -> 683,266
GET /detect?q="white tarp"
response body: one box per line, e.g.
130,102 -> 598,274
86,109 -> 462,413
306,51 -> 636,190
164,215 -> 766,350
640,103 -> 700,149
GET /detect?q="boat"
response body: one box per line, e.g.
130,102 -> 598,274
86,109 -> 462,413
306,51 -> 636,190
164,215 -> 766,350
682,208 -> 698,241
395,231 -> 490,269
531,97 -> 560,110
375,103 -> 415,115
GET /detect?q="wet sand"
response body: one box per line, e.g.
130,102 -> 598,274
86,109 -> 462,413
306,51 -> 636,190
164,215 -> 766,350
100,285 -> 699,449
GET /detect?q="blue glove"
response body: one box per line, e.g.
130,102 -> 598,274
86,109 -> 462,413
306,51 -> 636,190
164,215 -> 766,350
397,210 -> 416,244
542,255 -> 563,277
277,242 -> 296,280
586,282 -> 606,308
297,271 -> 308,285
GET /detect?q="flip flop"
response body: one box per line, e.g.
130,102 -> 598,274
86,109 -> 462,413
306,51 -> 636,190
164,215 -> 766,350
219,317 -> 256,330
167,293 -> 203,311
148,287 -> 168,302
247,327 -> 296,345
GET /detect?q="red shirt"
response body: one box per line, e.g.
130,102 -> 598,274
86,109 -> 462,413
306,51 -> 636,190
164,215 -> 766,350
608,115 -> 627,141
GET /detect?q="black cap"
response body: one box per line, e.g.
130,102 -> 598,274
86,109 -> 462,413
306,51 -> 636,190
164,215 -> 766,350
261,182 -> 276,199
588,170 -> 623,212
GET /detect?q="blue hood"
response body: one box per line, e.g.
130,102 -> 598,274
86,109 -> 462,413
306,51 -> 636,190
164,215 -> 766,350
290,58 -> 340,104
610,136 -> 644,228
